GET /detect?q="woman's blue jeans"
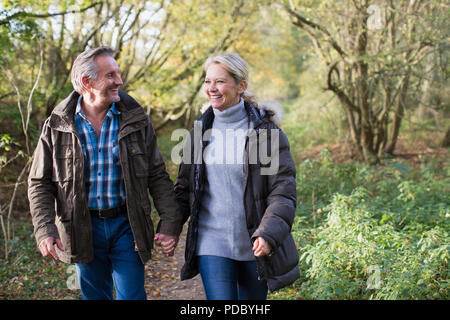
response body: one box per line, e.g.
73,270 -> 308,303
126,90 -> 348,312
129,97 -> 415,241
75,214 -> 146,300
198,255 -> 268,300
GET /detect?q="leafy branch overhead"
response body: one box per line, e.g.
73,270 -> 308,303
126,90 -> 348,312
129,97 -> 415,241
0,1 -> 102,26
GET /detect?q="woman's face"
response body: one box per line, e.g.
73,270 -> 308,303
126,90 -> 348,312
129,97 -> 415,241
204,63 -> 246,111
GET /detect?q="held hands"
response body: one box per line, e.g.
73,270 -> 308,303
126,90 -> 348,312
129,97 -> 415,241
253,237 -> 272,257
154,233 -> 179,257
38,237 -> 64,260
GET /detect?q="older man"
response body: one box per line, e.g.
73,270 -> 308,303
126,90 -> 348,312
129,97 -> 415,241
28,46 -> 181,300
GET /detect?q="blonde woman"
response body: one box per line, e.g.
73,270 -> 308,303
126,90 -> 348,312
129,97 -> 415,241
174,53 -> 299,300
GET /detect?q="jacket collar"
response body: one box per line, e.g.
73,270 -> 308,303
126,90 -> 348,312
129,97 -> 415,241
244,101 -> 264,130
48,90 -> 147,132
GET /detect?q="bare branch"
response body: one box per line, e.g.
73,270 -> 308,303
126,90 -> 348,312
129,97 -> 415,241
24,43 -> 44,155
327,60 -> 360,114
276,1 -> 348,58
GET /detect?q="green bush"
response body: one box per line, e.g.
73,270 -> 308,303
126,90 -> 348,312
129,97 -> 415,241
270,151 -> 449,300
298,188 -> 448,299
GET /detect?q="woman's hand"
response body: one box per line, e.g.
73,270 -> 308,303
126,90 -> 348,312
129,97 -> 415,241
252,237 -> 272,257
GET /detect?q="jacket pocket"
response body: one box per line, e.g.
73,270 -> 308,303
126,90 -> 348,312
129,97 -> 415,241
55,215 -> 71,256
264,234 -> 298,277
52,145 -> 74,182
128,142 -> 148,178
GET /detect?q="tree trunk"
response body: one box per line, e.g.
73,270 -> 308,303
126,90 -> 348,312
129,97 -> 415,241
441,127 -> 450,148
355,9 -> 377,162
345,108 -> 364,159
384,74 -> 409,154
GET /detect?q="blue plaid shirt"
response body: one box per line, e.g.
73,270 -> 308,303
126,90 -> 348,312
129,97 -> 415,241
75,97 -> 126,209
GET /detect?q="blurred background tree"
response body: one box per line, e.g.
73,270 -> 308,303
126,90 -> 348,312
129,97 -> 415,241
277,0 -> 449,162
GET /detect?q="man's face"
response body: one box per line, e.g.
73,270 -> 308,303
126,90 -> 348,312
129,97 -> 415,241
87,55 -> 123,106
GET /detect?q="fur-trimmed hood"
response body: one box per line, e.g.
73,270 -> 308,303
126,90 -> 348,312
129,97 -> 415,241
257,101 -> 284,126
200,100 -> 284,125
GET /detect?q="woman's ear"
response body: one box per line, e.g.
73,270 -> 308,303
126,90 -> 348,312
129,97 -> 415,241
238,79 -> 247,95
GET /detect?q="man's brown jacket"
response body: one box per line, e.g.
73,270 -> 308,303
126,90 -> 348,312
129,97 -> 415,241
28,90 -> 182,264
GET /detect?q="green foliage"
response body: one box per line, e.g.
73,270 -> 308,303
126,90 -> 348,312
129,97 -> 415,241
0,221 -> 81,299
0,133 -> 22,167
0,133 -> 19,152
278,56 -> 345,163
300,189 -> 447,299
0,0 -> 48,64
295,149 -> 362,220
270,152 -> 449,300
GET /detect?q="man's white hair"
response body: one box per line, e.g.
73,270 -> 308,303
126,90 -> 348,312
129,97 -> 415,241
70,46 -> 116,94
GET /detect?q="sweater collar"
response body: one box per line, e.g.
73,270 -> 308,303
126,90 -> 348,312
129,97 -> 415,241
212,99 -> 246,123
200,100 -> 265,132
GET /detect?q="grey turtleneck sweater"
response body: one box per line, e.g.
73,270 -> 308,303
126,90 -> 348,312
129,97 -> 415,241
196,99 -> 255,261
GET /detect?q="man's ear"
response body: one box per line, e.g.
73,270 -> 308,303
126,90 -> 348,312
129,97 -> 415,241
81,76 -> 91,90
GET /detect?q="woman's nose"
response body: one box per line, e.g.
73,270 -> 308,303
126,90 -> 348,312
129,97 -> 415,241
208,82 -> 217,91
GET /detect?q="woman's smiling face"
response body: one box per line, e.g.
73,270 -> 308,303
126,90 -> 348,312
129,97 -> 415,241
204,63 -> 246,111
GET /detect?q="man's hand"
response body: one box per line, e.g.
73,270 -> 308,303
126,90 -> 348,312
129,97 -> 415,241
253,237 -> 272,257
38,237 -> 64,260
154,233 -> 179,257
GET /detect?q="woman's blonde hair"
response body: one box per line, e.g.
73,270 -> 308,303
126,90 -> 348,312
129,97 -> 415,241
203,53 -> 258,107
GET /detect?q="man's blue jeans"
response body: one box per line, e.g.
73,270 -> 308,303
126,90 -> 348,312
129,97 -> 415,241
198,255 -> 268,300
75,214 -> 146,300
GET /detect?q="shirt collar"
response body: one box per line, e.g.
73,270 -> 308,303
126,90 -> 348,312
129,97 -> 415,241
110,101 -> 120,115
76,96 -> 120,119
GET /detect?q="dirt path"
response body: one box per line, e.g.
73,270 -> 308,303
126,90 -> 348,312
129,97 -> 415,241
145,227 -> 205,300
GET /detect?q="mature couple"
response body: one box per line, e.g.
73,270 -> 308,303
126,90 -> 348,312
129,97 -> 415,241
28,46 -> 299,300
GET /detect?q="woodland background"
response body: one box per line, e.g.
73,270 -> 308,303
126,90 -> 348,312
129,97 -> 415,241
0,0 -> 448,300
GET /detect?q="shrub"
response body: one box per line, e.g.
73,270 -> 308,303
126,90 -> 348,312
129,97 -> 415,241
271,152 -> 449,300
297,188 -> 448,299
